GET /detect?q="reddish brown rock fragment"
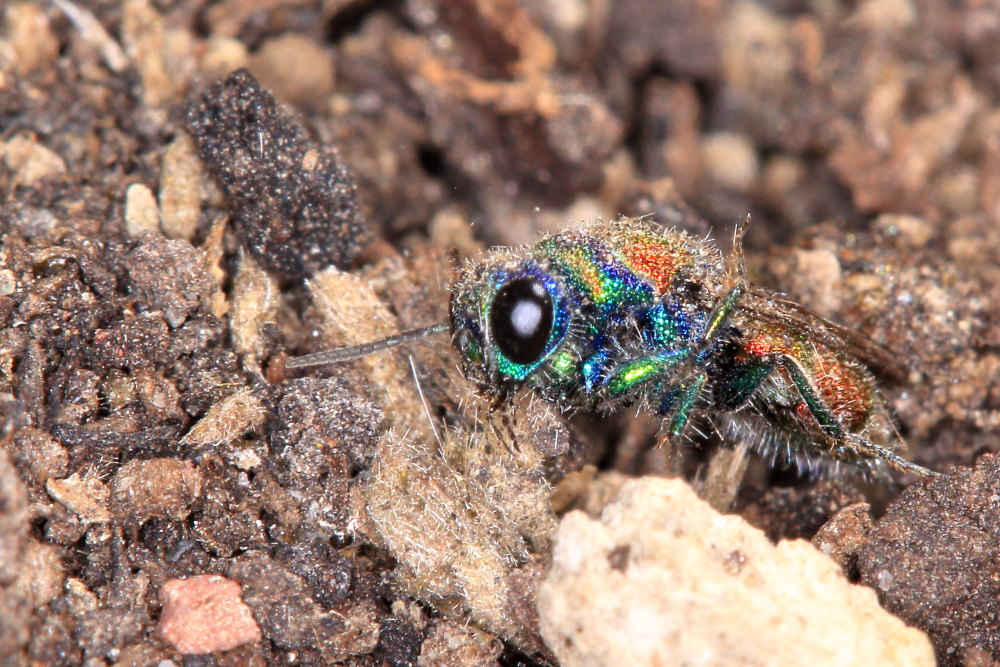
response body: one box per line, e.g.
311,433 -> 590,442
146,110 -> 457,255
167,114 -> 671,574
157,575 -> 261,655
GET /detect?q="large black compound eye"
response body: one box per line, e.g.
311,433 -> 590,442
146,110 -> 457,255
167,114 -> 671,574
489,278 -> 554,365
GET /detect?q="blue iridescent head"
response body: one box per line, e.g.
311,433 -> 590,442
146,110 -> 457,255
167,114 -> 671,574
450,255 -> 570,398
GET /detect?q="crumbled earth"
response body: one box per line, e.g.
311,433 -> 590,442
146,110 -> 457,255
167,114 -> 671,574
1,0 -> 999,665
186,69 -> 367,280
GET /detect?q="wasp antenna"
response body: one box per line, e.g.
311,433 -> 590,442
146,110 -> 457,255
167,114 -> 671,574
285,322 -> 449,369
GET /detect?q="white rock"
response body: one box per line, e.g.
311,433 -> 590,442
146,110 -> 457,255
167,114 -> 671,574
538,477 -> 934,666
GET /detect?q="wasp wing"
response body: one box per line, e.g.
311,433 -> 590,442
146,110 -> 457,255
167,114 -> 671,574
742,286 -> 908,382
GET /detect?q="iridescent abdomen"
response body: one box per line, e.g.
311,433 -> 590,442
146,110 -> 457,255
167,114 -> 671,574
738,325 -> 876,435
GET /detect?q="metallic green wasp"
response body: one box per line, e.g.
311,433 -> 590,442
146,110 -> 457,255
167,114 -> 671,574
289,217 -> 933,477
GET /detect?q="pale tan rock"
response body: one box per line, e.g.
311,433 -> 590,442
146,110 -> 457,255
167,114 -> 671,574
200,35 -> 249,81
248,33 -> 335,107
4,3 -> 59,75
205,0 -> 312,38
702,131 -> 759,193
872,213 -> 934,248
124,183 -> 160,237
121,0 -> 194,109
723,1 -> 792,90
428,207 -> 482,259
157,575 -> 261,655
46,472 -> 111,524
538,477 -> 935,667
159,133 -> 203,240
2,133 -> 66,187
761,154 -> 806,203
854,0 -> 916,32
792,247 -> 843,316
230,253 -> 279,376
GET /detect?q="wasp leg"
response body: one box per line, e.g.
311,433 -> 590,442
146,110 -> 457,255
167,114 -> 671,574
604,350 -> 710,440
666,368 -> 708,438
776,355 -> 936,477
581,349 -> 611,393
688,215 -> 750,356
843,433 -> 937,476
695,284 -> 745,364
716,358 -> 776,410
604,349 -> 691,399
486,393 -> 519,453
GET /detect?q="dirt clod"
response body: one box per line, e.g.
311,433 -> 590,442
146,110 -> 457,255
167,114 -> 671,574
186,69 -> 367,279
859,455 -> 1000,664
110,458 -> 203,526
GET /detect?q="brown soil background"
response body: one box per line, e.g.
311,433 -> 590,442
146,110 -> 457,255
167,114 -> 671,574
1,0 -> 999,665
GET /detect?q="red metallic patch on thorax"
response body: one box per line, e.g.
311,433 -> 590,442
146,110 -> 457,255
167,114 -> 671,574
617,232 -> 688,294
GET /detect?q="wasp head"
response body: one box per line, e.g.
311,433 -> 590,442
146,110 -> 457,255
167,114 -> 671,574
449,254 -> 571,401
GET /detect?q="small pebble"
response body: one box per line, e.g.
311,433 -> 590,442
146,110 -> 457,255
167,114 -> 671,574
159,134 -> 203,240
157,575 -> 261,654
702,131 -> 759,192
125,183 -> 161,237
3,133 -> 67,187
248,33 -> 335,107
